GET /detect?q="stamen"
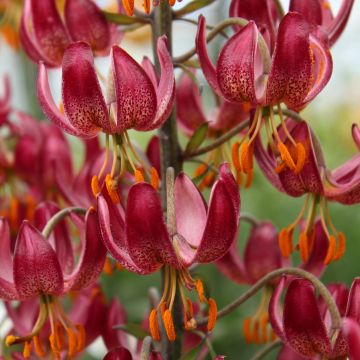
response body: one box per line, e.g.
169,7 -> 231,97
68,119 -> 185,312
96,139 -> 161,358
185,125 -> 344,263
75,324 -> 86,353
275,161 -> 287,174
252,320 -> 260,344
277,142 -> 296,171
196,279 -> 206,303
103,257 -> 114,275
66,328 -> 77,357
162,310 -> 176,342
55,322 -> 64,350
278,228 -> 292,258
149,309 -> 161,341
294,143 -> 306,174
324,235 -> 336,265
260,315 -> 268,343
231,142 -> 241,172
207,298 -> 217,332
194,164 -> 207,178
245,168 -> 253,188
91,175 -> 101,197
49,333 -> 61,359
33,335 -> 45,357
150,167 -> 160,190
199,171 -> 216,190
240,141 -> 253,174
134,168 -> 145,183
121,0 -> 134,16
98,134 -> 110,180
5,335 -> 17,346
143,0 -> 151,13
299,232 -> 310,262
333,232 -> 346,261
243,318 -> 252,344
23,341 -> 32,359
105,174 -> 120,204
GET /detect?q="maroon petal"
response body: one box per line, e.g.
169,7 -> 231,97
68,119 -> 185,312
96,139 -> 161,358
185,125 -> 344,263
62,42 -> 109,134
150,36 -> 176,130
126,183 -> 179,272
196,16 -> 222,96
97,195 -> 147,274
13,222 -> 64,298
0,218 -> 13,282
269,276 -> 287,341
194,178 -> 238,264
104,347 -> 133,360
146,136 -> 161,175
342,318 -> 360,360
345,278 -> 360,321
278,345 -> 309,360
283,279 -> 331,358
266,12 -> 313,109
142,56 -> 159,89
37,63 -> 88,137
65,0 -> 111,52
176,72 -> 207,136
175,173 -> 207,249
22,0 -> 70,66
289,0 -> 323,29
64,207 -> 106,291
217,21 -> 259,103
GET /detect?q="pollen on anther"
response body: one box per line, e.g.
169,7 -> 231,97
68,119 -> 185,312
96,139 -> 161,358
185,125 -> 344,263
324,235 -> 336,265
278,142 -> 296,171
33,335 -> 46,357
23,341 -> 32,359
207,298 -> 217,332
232,142 -> 241,171
134,168 -> 145,183
150,167 -> 160,190
162,310 -> 176,342
149,309 -> 161,341
299,232 -> 310,262
195,279 -> 206,303
294,143 -> 306,174
333,232 -> 346,261
5,335 -> 17,346
91,175 -> 101,197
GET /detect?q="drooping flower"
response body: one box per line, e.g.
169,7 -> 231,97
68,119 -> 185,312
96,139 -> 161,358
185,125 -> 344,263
121,0 -> 182,17
269,277 -> 360,359
38,37 -> 174,199
1,202 -> 106,358
97,163 -> 240,341
255,119 -> 359,265
196,13 -> 332,185
20,0 -> 122,67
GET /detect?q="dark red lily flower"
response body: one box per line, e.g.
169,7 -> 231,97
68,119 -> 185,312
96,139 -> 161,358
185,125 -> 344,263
255,119 -> 360,265
196,13 -> 332,185
269,277 -> 360,359
97,163 -> 240,342
20,0 -> 122,67
1,202 -> 106,358
121,0 -> 181,17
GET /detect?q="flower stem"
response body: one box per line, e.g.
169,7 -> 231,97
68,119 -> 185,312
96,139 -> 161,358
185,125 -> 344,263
41,207 -> 87,239
249,340 -> 282,360
196,267 -> 342,334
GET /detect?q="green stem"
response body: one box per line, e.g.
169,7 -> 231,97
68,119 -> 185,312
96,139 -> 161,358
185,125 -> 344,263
249,340 -> 282,360
196,267 -> 342,335
41,207 -> 87,239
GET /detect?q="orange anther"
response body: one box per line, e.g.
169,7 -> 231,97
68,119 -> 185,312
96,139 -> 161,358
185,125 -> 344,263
149,309 -> 161,341
55,322 -> 64,349
9,197 -> 19,229
275,161 -> 287,174
260,315 -> 268,343
23,341 -> 32,359
252,320 -> 260,344
299,232 -> 310,262
75,324 -> 86,352
121,0 -> 134,16
278,229 -> 292,258
194,164 -> 207,178
240,141 -> 253,174
162,310 -> 176,342
134,168 -> 145,183
324,235 -> 336,265
243,318 -> 252,344
66,328 -> 77,356
25,195 -> 36,223
105,174 -> 120,204
207,298 -> 217,332
1,24 -> 20,50
5,335 -> 17,346
160,302 -> 167,317
91,175 -> 101,197
143,0 -> 151,13
278,142 -> 296,171
49,333 -> 61,359
232,142 -> 241,171
33,335 -> 45,357
59,101 -> 64,115
333,232 -> 346,261
294,143 -> 306,174
103,257 -> 114,276
242,101 -> 252,113
115,262 -> 125,271
150,167 -> 160,190
196,279 -> 206,303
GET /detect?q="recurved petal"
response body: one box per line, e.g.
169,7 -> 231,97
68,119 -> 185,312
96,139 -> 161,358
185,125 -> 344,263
97,194 -> 146,274
352,124 -> 360,150
65,0 -> 110,52
62,42 -> 109,134
345,278 -> 360,321
104,347 -> 133,360
266,12 -> 313,109
283,279 -> 331,358
27,0 -> 70,66
175,173 -> 207,249
219,163 -> 241,217
196,16 -> 221,96
126,183 -> 179,272
112,46 -> 157,132
37,63 -> 87,137
0,218 -> 13,282
217,21 -> 259,103
176,72 -> 207,136
64,208 -> 106,291
14,222 -> 64,298
146,136 -> 161,175
149,36 -> 176,130
194,179 -> 238,264
289,0 -> 323,29
342,318 -> 360,360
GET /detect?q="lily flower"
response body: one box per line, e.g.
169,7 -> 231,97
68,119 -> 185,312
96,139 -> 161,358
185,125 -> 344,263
1,202 -> 107,359
121,0 -> 182,17
216,219 -> 327,345
255,119 -> 360,265
196,13 -> 332,185
97,163 -> 240,342
38,37 -> 174,199
177,71 -> 249,189
269,277 -> 360,359
20,0 -> 122,67
0,76 -> 10,125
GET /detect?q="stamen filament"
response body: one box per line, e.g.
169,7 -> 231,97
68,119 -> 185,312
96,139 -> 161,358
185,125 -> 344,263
98,134 -> 110,179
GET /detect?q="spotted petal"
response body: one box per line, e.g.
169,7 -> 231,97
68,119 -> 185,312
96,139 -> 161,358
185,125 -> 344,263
342,318 -> 360,360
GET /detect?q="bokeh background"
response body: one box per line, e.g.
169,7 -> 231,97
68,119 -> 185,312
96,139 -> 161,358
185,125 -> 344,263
0,0 -> 359,358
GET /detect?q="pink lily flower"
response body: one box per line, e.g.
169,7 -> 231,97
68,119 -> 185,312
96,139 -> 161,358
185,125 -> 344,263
20,0 -> 122,67
0,76 -> 10,125
196,12 -> 332,185
269,277 -> 360,359
97,163 -> 240,342
255,119 -> 359,265
1,202 -> 106,359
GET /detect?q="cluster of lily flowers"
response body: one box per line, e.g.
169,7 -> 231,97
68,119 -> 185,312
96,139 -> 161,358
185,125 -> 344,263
0,0 -> 359,359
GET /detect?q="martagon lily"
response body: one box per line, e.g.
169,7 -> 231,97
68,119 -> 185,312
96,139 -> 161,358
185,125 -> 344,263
269,276 -> 360,359
196,12 -> 332,186
96,163 -> 240,342
37,36 -> 174,201
1,202 -> 106,359
255,119 -> 360,266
